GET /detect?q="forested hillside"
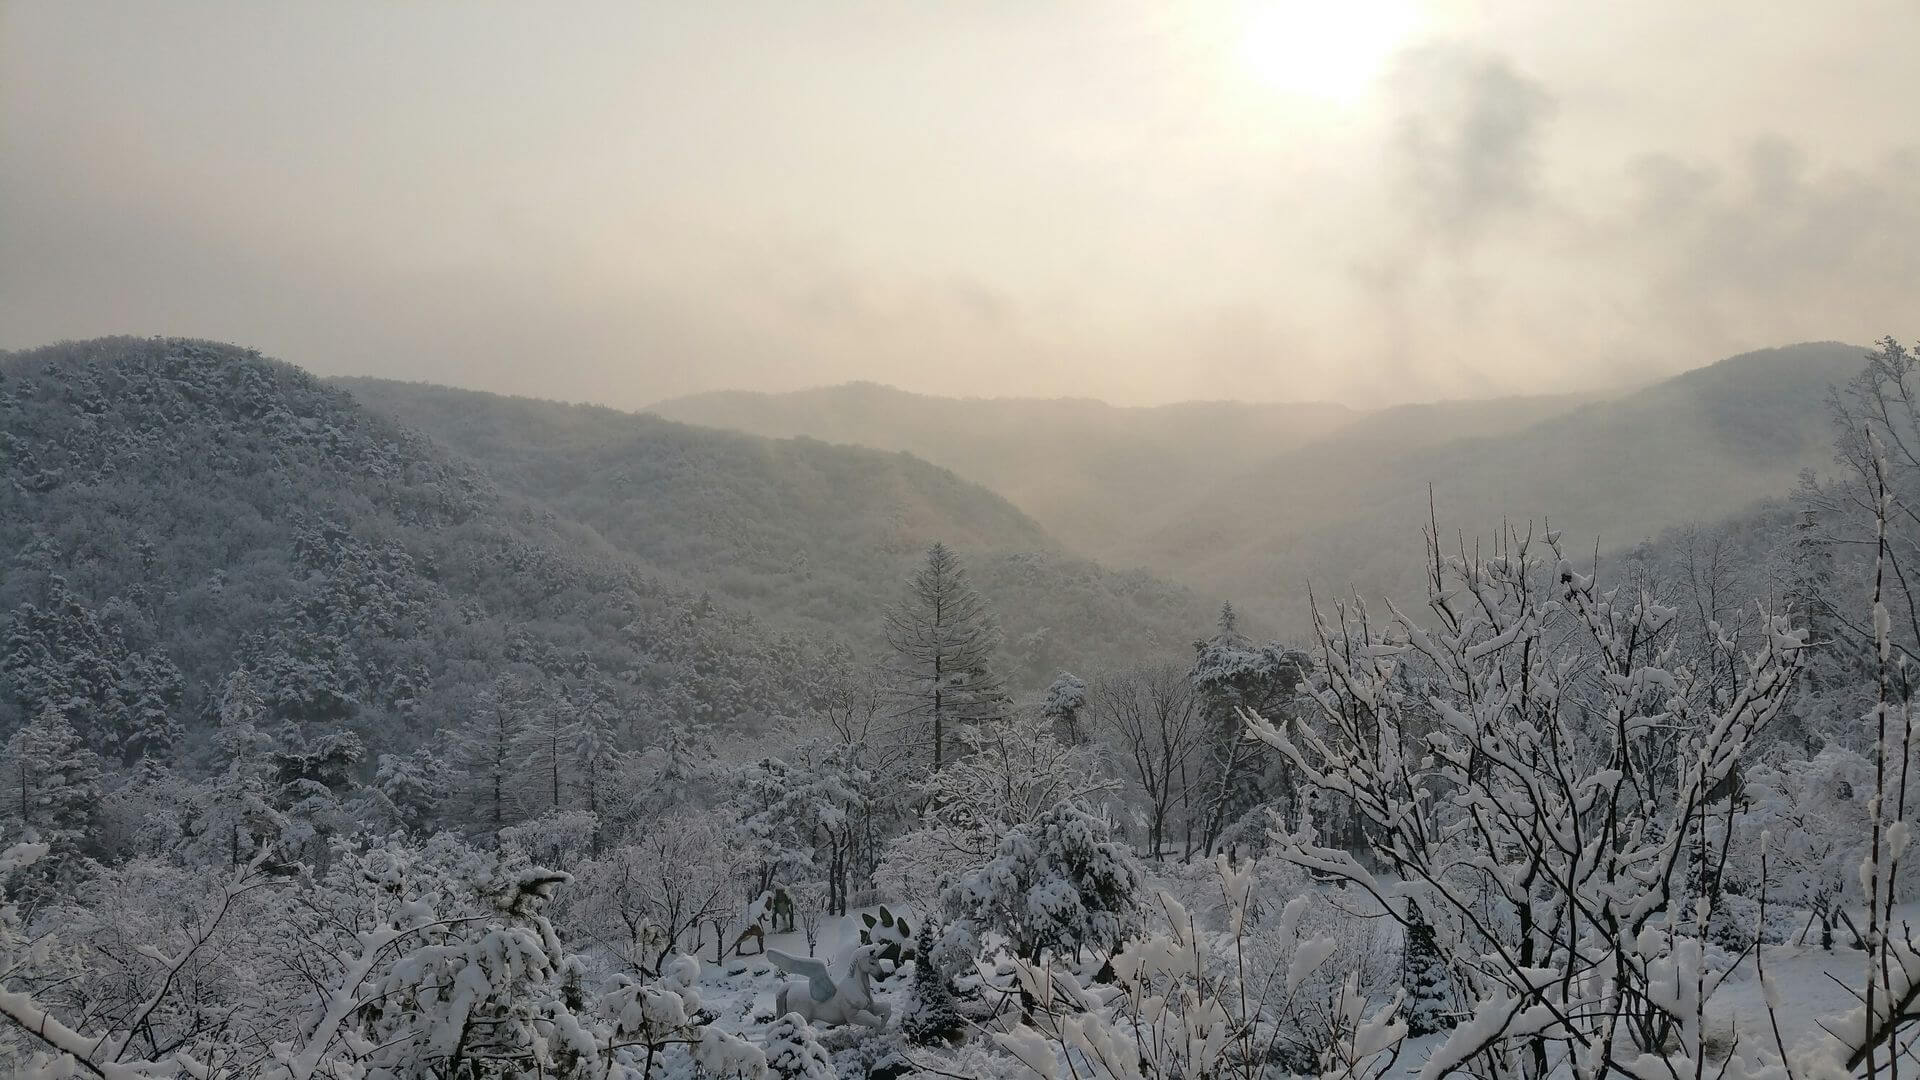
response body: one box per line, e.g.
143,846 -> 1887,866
0,338 -> 837,761
1137,341 -> 1865,625
649,382 -> 1358,563
343,377 -> 1224,685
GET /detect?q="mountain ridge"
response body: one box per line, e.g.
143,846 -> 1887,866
338,375 -> 1229,685
645,341 -> 1872,629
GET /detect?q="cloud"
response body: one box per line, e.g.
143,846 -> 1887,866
1388,44 -> 1558,247
1615,139 -> 1920,353
2,3 -> 1914,409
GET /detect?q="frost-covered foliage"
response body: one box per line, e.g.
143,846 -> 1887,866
762,1012 -> 836,1079
987,856 -> 1405,1080
0,825 -> 782,1079
1247,521 -> 1810,1079
943,804 -> 1144,963
879,711 -> 1114,907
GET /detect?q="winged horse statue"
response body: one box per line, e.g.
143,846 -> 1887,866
767,945 -> 890,1029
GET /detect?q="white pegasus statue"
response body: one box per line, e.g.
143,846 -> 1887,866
767,945 -> 890,1029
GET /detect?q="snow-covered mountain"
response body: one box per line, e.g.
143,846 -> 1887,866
654,342 -> 1869,629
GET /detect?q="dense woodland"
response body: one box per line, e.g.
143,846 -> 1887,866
5,335 -> 1920,1080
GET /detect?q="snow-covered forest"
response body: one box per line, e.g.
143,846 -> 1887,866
4,335 -> 1920,1079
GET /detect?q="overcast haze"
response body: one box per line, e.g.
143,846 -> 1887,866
3,1 -> 1915,408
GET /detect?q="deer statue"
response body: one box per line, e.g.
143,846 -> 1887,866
726,891 -> 775,960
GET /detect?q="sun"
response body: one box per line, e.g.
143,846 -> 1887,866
1236,0 -> 1417,103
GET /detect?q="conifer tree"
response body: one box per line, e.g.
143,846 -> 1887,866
884,542 -> 1004,771
208,670 -> 287,868
571,692 -> 627,854
513,684 -> 580,814
454,678 -> 530,840
1401,899 -> 1455,1037
903,919 -> 965,1045
3,704 -> 103,860
375,747 -> 451,834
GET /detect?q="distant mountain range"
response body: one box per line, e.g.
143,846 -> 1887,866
653,342 -> 1869,627
647,383 -> 1360,564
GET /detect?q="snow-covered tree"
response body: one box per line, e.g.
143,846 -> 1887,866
602,953 -> 737,1078
570,689 -> 629,854
2,705 -> 103,861
885,542 -> 1006,771
1,578 -> 184,764
568,813 -> 734,975
943,803 -> 1144,963
452,679 -> 529,839
988,855 -> 1405,1080
1245,521 -> 1806,1077
1092,662 -> 1206,860
1399,900 -> 1454,1037
1190,604 -> 1308,854
268,728 -> 364,871
903,919 -> 965,1046
201,669 -> 290,868
353,864 -> 582,1077
374,745 -> 452,835
515,686 -> 583,814
879,712 -> 1111,904
1042,671 -> 1088,743
734,734 -> 884,914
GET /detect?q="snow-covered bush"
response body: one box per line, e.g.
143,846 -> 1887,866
985,856 -> 1405,1080
500,808 -> 601,872
943,804 -> 1144,964
762,1011 -> 836,1079
880,713 -> 1114,904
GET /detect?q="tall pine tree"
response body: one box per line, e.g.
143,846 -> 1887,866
454,677 -> 530,841
3,705 -> 104,861
884,542 -> 1004,771
1402,899 -> 1457,1037
207,669 -> 288,868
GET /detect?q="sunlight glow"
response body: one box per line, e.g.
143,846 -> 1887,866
1237,0 -> 1418,103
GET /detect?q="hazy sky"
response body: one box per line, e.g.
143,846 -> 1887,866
3,2 -> 1915,408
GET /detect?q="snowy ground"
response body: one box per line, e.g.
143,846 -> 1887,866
1384,927 -> 1893,1077
644,902 -> 1894,1077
